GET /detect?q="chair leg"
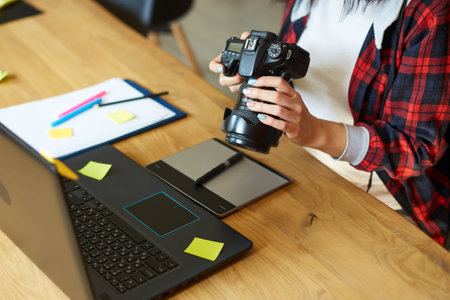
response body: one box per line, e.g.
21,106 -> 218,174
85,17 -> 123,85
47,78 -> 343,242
170,23 -> 202,77
147,31 -> 160,45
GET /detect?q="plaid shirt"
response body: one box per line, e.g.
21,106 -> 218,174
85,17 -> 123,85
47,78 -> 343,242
279,0 -> 450,246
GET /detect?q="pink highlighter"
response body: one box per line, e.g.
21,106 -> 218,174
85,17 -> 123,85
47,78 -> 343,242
58,90 -> 107,118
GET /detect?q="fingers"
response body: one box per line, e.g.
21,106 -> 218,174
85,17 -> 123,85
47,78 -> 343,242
246,99 -> 299,124
240,31 -> 251,39
228,83 -> 243,93
249,76 -> 296,96
209,55 -> 244,92
254,113 -> 290,133
243,88 -> 284,105
209,54 -> 224,74
242,76 -> 305,127
219,73 -> 244,90
242,82 -> 299,108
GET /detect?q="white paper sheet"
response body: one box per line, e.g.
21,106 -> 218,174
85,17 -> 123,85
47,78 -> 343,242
0,78 -> 176,158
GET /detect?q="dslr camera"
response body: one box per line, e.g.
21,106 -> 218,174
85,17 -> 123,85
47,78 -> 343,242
220,30 -> 310,153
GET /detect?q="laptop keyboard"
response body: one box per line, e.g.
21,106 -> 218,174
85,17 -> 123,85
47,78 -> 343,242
62,178 -> 179,294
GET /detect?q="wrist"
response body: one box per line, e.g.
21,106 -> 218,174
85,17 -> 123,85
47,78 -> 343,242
309,119 -> 347,158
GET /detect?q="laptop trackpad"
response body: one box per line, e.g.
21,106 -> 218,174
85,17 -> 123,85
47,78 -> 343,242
124,192 -> 199,237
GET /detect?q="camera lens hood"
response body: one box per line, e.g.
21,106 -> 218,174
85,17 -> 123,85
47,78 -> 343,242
222,108 -> 282,153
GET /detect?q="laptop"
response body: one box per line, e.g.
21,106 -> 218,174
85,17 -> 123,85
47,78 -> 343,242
0,123 -> 252,300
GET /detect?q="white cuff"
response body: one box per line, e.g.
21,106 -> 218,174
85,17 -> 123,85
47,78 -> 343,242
334,124 -> 370,166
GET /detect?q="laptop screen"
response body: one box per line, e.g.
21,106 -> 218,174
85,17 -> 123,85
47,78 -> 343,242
0,123 -> 94,300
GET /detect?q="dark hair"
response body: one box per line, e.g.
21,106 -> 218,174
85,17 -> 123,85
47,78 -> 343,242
341,0 -> 384,14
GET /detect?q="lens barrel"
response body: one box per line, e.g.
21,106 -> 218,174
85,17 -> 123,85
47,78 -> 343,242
221,82 -> 283,153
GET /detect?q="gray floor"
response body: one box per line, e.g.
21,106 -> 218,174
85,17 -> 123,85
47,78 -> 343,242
158,0 -> 285,98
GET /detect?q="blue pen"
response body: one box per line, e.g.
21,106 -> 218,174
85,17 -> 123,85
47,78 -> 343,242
51,98 -> 102,127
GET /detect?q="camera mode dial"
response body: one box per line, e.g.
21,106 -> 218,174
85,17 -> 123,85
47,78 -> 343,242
267,44 -> 282,58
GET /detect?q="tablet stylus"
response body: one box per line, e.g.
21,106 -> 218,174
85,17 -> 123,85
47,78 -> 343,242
194,151 -> 244,186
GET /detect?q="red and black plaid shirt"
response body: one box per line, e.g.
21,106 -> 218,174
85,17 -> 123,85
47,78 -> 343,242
279,0 -> 450,246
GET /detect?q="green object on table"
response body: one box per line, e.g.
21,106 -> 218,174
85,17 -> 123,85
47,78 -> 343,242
78,161 -> 112,181
0,70 -> 8,82
184,237 -> 224,261
0,0 -> 18,10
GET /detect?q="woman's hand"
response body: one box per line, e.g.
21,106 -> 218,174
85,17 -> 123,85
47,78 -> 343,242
243,76 -> 347,158
208,31 -> 250,93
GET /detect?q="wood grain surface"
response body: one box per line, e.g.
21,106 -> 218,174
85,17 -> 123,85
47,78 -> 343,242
0,0 -> 449,299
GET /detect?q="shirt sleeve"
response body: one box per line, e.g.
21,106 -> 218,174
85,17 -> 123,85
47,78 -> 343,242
354,4 -> 450,180
335,124 -> 370,166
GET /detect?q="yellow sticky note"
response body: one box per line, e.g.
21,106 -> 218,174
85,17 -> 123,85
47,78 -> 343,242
78,161 -> 112,181
47,127 -> 73,139
39,150 -> 79,180
0,70 -> 8,82
108,110 -> 135,124
0,0 -> 18,10
184,237 -> 224,261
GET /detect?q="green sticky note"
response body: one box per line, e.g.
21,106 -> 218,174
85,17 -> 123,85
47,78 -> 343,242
108,110 -> 135,124
78,161 -> 112,181
184,237 -> 224,261
0,70 -> 8,82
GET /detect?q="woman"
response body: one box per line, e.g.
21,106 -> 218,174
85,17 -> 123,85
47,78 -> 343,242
209,0 -> 450,247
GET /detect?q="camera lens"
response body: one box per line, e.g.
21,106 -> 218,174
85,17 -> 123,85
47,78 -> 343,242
221,81 -> 283,153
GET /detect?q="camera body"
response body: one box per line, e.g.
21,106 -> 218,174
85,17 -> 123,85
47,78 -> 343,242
220,30 -> 310,153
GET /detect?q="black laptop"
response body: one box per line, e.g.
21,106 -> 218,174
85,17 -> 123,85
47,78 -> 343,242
0,123 -> 252,299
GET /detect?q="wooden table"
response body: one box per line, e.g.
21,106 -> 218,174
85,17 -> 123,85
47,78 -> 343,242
0,0 -> 449,299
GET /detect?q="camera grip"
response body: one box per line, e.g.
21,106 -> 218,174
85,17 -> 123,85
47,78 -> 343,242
222,60 -> 239,77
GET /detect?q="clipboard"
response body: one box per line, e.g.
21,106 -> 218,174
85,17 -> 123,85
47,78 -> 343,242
0,78 -> 186,159
146,138 -> 292,218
